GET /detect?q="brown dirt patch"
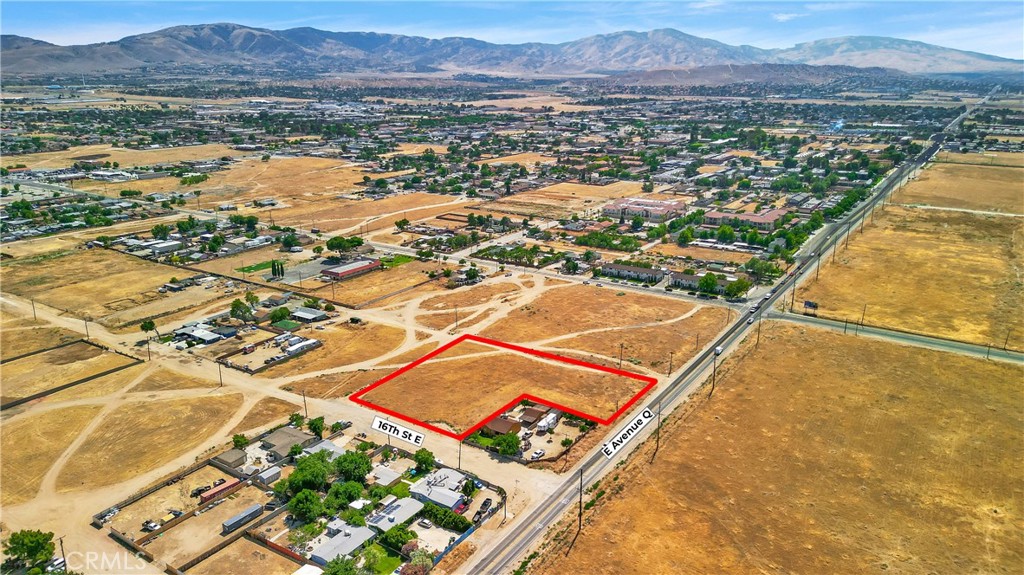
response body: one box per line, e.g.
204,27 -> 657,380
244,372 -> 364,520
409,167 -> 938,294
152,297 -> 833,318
532,322 -> 1024,575
386,342 -> 439,365
229,397 -> 302,435
480,153 -> 556,171
302,260 -> 441,306
0,405 -> 103,504
934,150 -> 1024,168
0,342 -> 136,401
56,393 -> 243,492
268,191 -> 475,235
187,537 -> 300,575
799,206 -> 1024,348
130,368 -> 219,392
480,285 -> 695,343
45,362 -> 148,402
109,464 -> 232,536
894,161 -> 1024,213
285,369 -> 390,399
10,143 -> 239,170
549,306 -> 730,369
260,322 -> 405,377
360,343 -> 650,433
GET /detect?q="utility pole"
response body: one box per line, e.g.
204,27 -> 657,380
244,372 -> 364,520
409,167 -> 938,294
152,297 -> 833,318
455,306 -> 459,331
655,400 -> 662,453
302,390 -> 308,419
31,299 -> 36,321
756,316 -> 762,346
618,343 -> 624,370
695,333 -> 700,351
710,355 -> 717,399
217,362 -> 223,387
147,338 -> 152,361
844,318 -> 849,334
1004,329 -> 1012,350
84,319 -> 90,340
458,440 -> 462,470
987,344 -> 992,360
578,468 -> 583,531
331,280 -> 336,300
815,257 -> 820,281
667,352 -> 674,377
57,535 -> 67,570
860,303 -> 867,326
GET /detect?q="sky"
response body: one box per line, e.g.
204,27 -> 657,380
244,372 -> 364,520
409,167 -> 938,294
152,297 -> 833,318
2,1 -> 1022,59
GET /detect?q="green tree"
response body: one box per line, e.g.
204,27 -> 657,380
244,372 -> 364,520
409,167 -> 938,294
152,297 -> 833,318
676,227 -> 695,246
288,489 -> 325,522
362,546 -> 384,572
289,412 -> 305,427
289,443 -> 305,457
232,434 -> 249,449
324,481 -> 364,513
151,223 -> 171,240
698,273 -> 721,294
244,291 -> 259,307
139,319 -> 158,337
281,234 -> 300,249
230,299 -> 254,321
492,432 -> 521,456
716,225 -> 736,243
288,451 -> 331,493
308,416 -> 325,439
313,245 -> 324,256
2,529 -> 55,569
325,235 -> 364,255
395,218 -> 410,231
410,549 -> 435,568
465,267 -> 480,281
724,278 -> 753,298
380,526 -> 417,551
269,307 -> 291,323
630,215 -> 645,230
413,448 -> 435,472
334,451 -> 373,484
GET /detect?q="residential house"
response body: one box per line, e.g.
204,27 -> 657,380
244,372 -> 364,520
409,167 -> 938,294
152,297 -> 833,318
600,263 -> 665,283
410,469 -> 466,510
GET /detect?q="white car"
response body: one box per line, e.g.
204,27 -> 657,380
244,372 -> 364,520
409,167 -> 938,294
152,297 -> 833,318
530,449 -> 546,460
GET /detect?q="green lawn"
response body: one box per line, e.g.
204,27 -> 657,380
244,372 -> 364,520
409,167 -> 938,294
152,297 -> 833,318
390,481 -> 411,498
272,319 -> 302,331
366,543 -> 403,575
381,254 -> 414,269
236,260 -> 275,273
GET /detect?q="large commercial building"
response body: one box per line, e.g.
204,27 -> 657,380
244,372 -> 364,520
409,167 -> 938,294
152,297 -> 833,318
601,197 -> 686,223
323,258 -> 382,280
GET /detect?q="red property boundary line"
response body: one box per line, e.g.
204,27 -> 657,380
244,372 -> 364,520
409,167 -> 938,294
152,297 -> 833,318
349,334 -> 658,441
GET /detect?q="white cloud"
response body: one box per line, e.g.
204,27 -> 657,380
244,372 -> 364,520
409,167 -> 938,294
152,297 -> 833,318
687,1 -> 724,11
772,13 -> 806,23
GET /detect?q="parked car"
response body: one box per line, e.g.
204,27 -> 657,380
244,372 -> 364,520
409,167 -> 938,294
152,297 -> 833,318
418,518 -> 433,528
480,498 -> 493,512
473,510 -> 484,523
530,449 -> 546,460
213,478 -> 226,487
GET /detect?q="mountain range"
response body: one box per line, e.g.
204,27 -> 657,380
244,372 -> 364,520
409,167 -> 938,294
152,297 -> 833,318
1,23 -> 1020,77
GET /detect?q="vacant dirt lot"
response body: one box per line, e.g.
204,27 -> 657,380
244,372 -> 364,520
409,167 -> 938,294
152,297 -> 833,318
360,341 -> 651,433
260,321 -> 405,377
532,323 -> 1024,575
480,284 -> 694,343
1,342 -> 136,402
0,214 -> 179,259
267,191 -> 474,235
110,465 -> 232,536
45,362 -> 148,402
56,393 -> 243,492
419,282 -> 520,311
894,161 -> 1024,214
0,248 -> 183,325
9,143 -> 240,170
480,152 -> 557,171
550,306 -> 730,370
229,397 -> 301,435
187,537 -> 300,575
146,486 -> 269,567
483,181 -> 643,219
799,206 -> 1024,348
0,405 -> 102,505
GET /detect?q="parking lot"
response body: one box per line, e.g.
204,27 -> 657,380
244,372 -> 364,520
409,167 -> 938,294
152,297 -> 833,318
414,519 -> 461,554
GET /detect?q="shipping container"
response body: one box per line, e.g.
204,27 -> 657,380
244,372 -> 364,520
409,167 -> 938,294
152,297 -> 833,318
222,503 -> 263,534
199,478 -> 240,503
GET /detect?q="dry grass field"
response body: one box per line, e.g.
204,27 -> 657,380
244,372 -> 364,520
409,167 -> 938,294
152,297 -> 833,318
419,282 -> 520,311
267,191 -> 472,234
461,93 -> 597,113
56,394 -> 243,492
647,243 -> 756,264
129,368 -> 219,392
0,248 -> 184,324
44,362 -> 149,403
8,143 -> 240,170
935,150 -> 1024,168
0,215 -> 180,259
0,405 -> 103,505
304,260 -> 442,306
0,322 -> 80,360
550,306 -> 730,369
480,284 -> 694,343
480,153 -> 557,171
799,206 -> 1024,348
260,322 -> 405,377
483,181 -> 643,219
532,322 -> 1024,575
0,342 -> 136,402
286,369 -> 390,400
360,342 -> 651,433
186,538 -> 300,575
894,161 -> 1024,213
229,397 -> 301,435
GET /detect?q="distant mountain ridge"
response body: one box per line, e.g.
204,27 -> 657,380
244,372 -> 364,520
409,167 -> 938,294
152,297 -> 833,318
1,23 -> 1020,77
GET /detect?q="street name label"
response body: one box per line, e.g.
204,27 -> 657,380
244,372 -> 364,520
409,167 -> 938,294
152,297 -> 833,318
372,416 -> 425,446
601,408 -> 655,459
